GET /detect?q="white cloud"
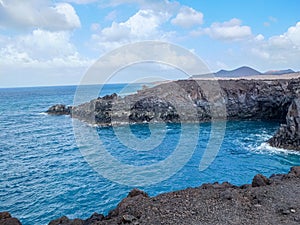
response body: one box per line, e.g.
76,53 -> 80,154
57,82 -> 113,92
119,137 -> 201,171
0,28 -> 94,87
235,21 -> 300,71
171,6 -> 203,28
255,34 -> 264,41
0,29 -> 91,68
91,9 -> 172,51
0,0 -> 81,30
204,18 -> 252,41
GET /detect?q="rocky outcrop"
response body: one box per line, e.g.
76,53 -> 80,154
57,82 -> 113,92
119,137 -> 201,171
0,212 -> 21,225
48,213 -> 104,225
46,78 -> 300,150
47,166 -> 300,224
268,98 -> 300,150
47,78 -> 300,125
3,166 -> 300,225
46,104 -> 72,115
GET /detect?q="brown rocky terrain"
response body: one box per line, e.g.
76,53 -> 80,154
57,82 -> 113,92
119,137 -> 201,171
2,167 -> 300,225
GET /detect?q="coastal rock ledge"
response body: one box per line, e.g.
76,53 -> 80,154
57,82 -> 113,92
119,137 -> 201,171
47,78 -> 300,125
47,78 -> 300,150
268,98 -> 300,150
2,167 -> 300,225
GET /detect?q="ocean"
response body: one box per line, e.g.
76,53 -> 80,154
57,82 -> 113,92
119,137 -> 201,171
0,84 -> 300,225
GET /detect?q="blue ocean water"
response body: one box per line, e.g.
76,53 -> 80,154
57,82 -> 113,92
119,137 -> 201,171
0,84 -> 300,225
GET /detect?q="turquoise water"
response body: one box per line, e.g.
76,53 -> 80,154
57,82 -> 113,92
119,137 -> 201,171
0,85 -> 300,225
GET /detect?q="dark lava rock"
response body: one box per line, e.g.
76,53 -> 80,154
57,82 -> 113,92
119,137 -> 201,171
127,189 -> 149,198
48,78 -> 300,126
45,166 -> 300,225
268,98 -> 300,150
122,214 -> 137,223
4,166 -> 300,225
252,174 -> 270,187
0,212 -> 21,225
47,213 -> 105,225
46,104 -> 72,115
84,213 -> 104,225
48,216 -> 84,225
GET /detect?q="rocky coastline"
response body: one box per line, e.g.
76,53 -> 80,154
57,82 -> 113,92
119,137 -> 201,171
48,78 -> 300,123
2,166 -> 300,225
48,77 -> 300,150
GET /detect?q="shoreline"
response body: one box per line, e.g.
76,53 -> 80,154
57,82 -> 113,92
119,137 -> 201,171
2,166 -> 300,225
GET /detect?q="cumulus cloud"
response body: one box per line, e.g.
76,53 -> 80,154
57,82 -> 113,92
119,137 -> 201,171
91,8 -> 172,51
171,6 -> 203,28
0,0 -> 81,30
250,21 -> 300,65
0,29 -> 91,68
204,18 -> 252,41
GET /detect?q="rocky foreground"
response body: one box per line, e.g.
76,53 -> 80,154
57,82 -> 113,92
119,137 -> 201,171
2,166 -> 300,225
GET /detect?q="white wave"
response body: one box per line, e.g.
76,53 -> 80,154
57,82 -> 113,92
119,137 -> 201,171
37,112 -> 48,116
254,142 -> 300,155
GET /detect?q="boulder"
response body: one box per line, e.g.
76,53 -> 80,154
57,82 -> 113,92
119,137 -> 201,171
252,174 -> 270,187
48,216 -> 84,225
46,104 -> 72,115
0,212 -> 22,225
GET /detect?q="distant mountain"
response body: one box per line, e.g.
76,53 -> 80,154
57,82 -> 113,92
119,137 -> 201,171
215,66 -> 261,77
191,66 -> 297,79
264,69 -> 295,75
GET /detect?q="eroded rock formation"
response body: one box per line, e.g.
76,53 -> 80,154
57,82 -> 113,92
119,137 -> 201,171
268,98 -> 300,150
47,78 -> 300,125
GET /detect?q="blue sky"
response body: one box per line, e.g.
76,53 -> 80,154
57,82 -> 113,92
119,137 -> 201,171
0,0 -> 300,87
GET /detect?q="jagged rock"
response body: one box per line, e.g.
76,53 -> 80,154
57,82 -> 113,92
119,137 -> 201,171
252,174 -> 270,187
47,78 -> 300,126
127,189 -> 149,198
83,213 -> 104,225
0,212 -> 21,225
268,98 -> 300,150
122,214 -> 137,223
46,104 -> 72,115
48,216 -> 84,225
48,166 -> 300,225
4,166 -> 300,225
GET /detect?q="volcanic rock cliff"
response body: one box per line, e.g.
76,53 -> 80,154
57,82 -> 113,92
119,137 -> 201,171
47,77 -> 300,150
48,78 -> 300,124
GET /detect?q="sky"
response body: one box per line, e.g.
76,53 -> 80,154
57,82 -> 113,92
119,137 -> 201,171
0,0 -> 300,87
